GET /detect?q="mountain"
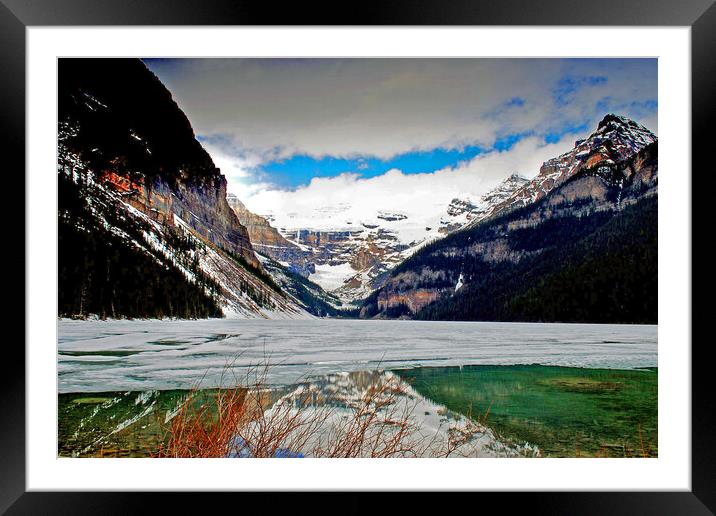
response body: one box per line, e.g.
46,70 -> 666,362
439,174 -> 530,234
463,114 -> 657,227
240,172 -> 536,305
226,193 -> 315,277
257,254 -> 349,317
240,207 -> 413,304
58,58 -> 310,319
227,193 -> 359,316
360,114 -> 658,323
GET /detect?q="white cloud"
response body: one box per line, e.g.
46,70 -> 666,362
144,58 -> 657,217
199,141 -> 271,199
147,58 -> 657,166
242,135 -> 572,243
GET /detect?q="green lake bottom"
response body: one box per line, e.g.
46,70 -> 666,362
59,389 -> 201,457
58,364 -> 657,458
393,364 -> 657,457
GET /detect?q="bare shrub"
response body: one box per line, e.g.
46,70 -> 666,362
308,373 -> 426,458
155,361 -> 512,459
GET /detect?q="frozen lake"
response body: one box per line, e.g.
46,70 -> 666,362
58,319 -> 658,393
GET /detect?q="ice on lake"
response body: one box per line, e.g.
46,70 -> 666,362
58,319 -> 657,393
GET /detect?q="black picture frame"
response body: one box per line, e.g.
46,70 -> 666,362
4,0 -> 713,513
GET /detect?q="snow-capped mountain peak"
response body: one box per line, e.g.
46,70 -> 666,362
463,114 -> 657,227
237,114 -> 656,304
440,173 -> 530,233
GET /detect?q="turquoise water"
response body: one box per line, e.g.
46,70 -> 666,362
394,364 -> 657,457
59,364 -> 657,458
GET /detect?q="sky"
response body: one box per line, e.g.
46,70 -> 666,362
143,58 -> 657,224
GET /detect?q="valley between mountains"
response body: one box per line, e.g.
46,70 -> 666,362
58,58 -> 657,324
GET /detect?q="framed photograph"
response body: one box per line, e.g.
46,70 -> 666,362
6,0 -> 713,512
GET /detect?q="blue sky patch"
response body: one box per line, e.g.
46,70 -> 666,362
553,75 -> 608,106
246,131 -> 540,189
544,121 -> 590,144
258,145 -> 487,188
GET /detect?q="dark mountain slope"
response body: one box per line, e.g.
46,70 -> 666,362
59,58 -> 257,263
59,171 -> 222,319
58,58 -> 308,319
361,118 -> 657,324
59,58 -> 216,186
414,195 -> 656,323
258,255 -> 348,317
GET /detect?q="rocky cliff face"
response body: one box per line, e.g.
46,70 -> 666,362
227,194 -> 315,276
218,113 -> 655,311
58,58 -> 309,319
243,173 -> 537,305
59,59 -> 259,267
362,114 -> 658,323
439,174 -> 530,234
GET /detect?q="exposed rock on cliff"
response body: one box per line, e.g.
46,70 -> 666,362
227,194 -> 315,277
463,113 -> 657,228
439,174 -> 530,234
58,58 -> 309,319
243,173 -> 536,305
362,115 -> 658,323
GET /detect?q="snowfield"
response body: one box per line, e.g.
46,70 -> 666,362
308,262 -> 358,292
